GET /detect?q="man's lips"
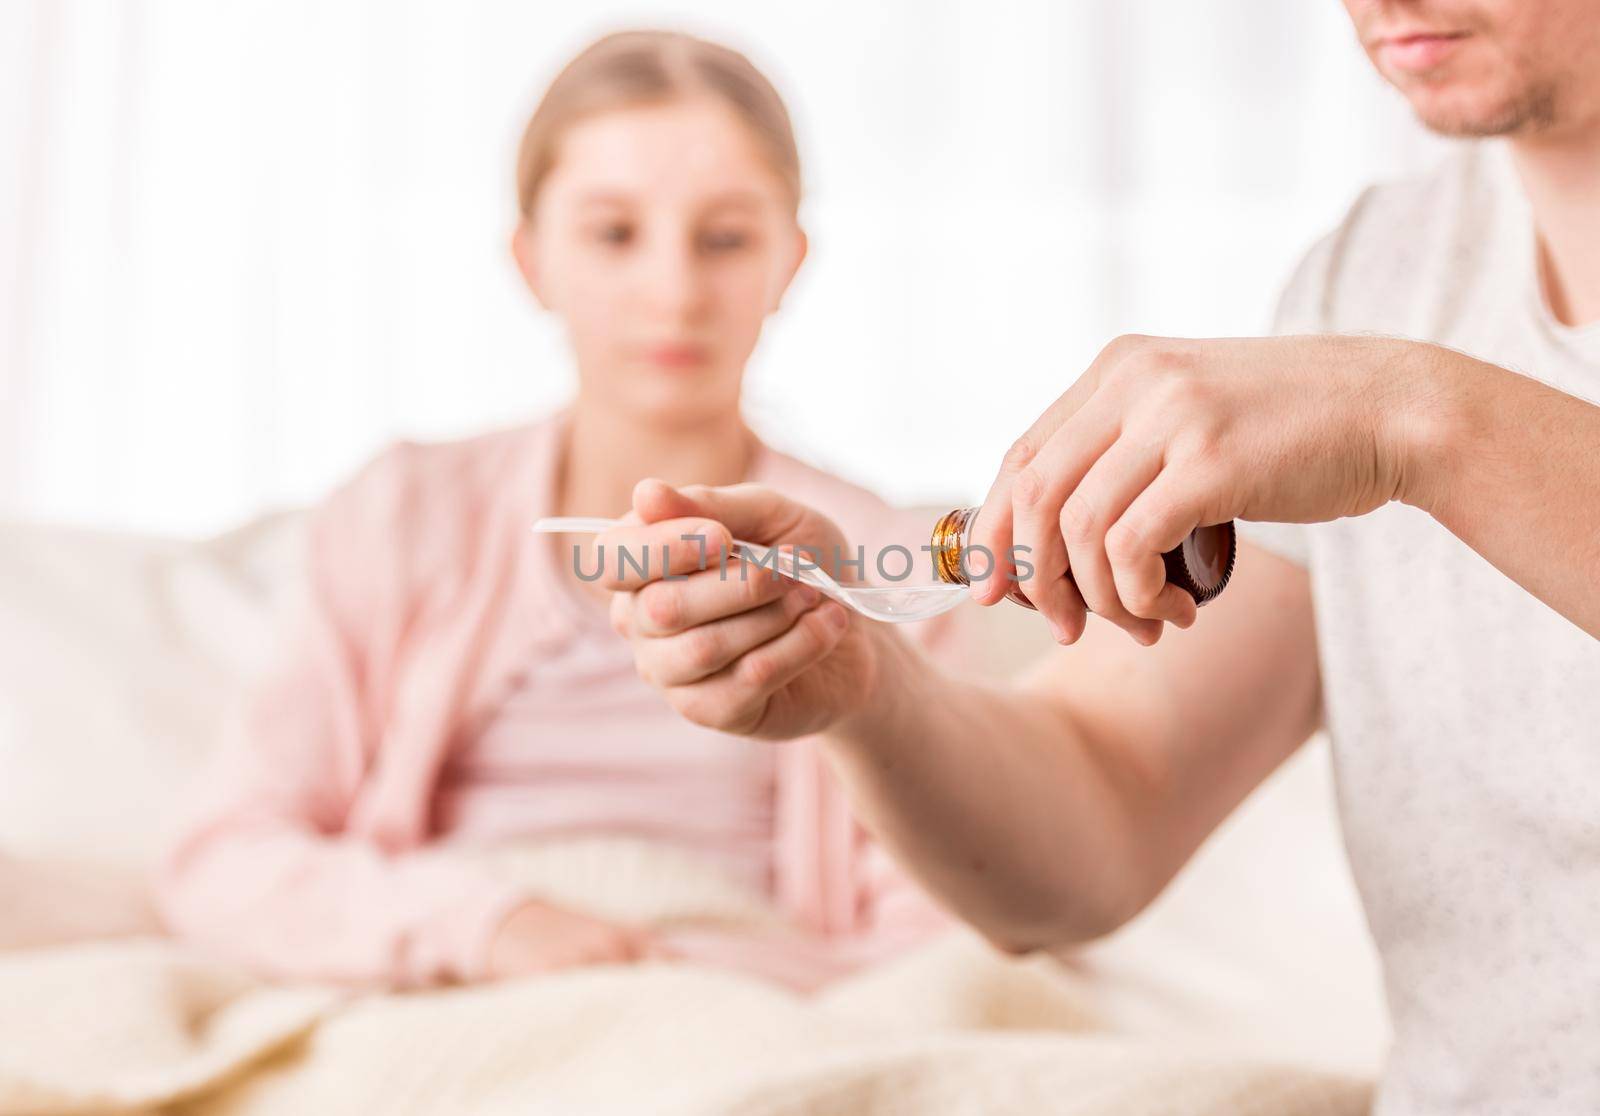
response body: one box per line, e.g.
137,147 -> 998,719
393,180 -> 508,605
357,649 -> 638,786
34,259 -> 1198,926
1375,30 -> 1469,73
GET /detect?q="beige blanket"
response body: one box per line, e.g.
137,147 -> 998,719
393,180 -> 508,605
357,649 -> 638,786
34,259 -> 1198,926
0,840 -> 1372,1116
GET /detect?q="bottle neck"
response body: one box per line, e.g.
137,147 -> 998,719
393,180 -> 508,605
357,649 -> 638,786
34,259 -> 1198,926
931,506 -> 981,586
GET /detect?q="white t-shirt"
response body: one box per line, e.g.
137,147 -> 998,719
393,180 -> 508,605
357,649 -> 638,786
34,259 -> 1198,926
1238,141 -> 1600,1115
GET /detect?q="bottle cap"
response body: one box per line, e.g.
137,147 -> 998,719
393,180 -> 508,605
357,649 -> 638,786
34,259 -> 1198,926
1162,521 -> 1236,606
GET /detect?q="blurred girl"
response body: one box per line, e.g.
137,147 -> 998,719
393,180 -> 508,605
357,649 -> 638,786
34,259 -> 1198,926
158,30 -> 947,991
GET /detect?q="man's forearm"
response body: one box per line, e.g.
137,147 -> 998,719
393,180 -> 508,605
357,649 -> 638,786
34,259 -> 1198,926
821,627 -> 1162,952
1401,346 -> 1600,639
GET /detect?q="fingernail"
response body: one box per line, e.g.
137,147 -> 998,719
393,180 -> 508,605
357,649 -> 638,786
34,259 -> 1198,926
824,602 -> 850,630
797,584 -> 822,607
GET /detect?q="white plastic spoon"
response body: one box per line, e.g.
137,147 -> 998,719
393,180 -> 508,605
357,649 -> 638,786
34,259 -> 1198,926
531,516 -> 969,624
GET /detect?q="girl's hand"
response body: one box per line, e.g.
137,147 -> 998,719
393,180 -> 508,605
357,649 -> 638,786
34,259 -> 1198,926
598,479 -> 888,741
486,898 -> 658,979
970,333 -> 1437,646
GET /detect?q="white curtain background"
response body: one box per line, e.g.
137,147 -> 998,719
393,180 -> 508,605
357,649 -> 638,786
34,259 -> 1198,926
1,0 -> 1449,537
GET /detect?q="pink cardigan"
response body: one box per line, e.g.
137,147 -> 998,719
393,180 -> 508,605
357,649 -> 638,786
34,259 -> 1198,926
157,412 -> 952,989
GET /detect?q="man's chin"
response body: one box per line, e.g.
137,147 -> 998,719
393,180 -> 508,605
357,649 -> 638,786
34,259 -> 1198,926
1402,84 -> 1558,138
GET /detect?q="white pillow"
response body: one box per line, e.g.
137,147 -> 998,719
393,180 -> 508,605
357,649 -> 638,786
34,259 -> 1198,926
0,511 -> 304,870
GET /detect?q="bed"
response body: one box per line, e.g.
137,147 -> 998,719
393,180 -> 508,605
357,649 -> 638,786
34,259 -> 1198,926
0,508 -> 1388,1115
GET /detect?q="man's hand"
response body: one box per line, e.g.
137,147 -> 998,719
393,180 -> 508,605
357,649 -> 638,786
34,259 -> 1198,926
971,333 -> 1438,646
597,479 -> 887,740
486,899 -> 658,979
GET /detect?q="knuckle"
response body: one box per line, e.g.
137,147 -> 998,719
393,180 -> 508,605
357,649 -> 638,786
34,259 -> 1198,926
1102,333 -> 1146,361
1003,436 -> 1036,470
1140,338 -> 1193,376
642,584 -> 682,630
1150,343 -> 1188,372
1098,334 -> 1147,383
1013,465 -> 1047,508
736,649 -> 779,690
673,690 -> 725,730
1150,368 -> 1199,410
1103,519 -> 1145,565
1121,580 -> 1163,618
781,583 -> 814,617
682,626 -> 723,673
807,603 -> 844,645
740,566 -> 779,606
1059,491 -> 1098,544
688,519 -> 726,557
1026,575 -> 1067,616
1076,586 -> 1112,618
1171,427 -> 1226,480
1071,570 -> 1115,616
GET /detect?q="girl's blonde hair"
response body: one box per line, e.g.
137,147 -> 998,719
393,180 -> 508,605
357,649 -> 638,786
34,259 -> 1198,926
515,30 -> 802,219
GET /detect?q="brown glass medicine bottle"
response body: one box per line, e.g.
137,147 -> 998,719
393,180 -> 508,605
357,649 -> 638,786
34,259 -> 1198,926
930,506 -> 1236,612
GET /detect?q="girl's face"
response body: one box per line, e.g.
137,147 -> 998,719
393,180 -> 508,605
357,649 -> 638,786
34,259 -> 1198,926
514,99 -> 806,428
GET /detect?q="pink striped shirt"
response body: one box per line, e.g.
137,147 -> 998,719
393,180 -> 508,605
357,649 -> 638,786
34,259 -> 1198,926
434,468 -> 785,893
157,411 -> 954,990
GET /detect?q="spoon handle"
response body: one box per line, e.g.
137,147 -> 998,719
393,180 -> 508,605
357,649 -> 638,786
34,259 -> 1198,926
531,517 -> 966,623
532,516 -> 842,594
